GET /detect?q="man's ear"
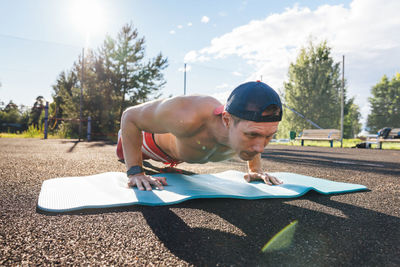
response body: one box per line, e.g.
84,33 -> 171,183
221,111 -> 231,128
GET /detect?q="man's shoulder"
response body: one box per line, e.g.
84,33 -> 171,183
179,95 -> 222,113
164,95 -> 221,136
173,94 -> 221,105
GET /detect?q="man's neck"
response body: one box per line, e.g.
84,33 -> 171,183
209,114 -> 230,147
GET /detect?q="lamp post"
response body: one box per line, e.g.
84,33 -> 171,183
79,47 -> 84,141
340,55 -> 345,148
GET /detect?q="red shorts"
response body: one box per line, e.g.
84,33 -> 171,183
116,130 -> 182,167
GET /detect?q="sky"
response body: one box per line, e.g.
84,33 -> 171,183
0,0 -> 399,128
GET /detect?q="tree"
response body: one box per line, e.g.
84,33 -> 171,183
1,101 -> 20,127
29,96 -> 45,129
0,81 -> 4,110
344,97 -> 362,138
279,40 -> 361,138
52,70 -> 79,119
51,23 -> 168,139
0,101 -> 28,133
75,49 -> 117,135
367,73 -> 400,133
99,23 -> 168,120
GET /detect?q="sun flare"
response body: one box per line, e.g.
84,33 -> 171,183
69,0 -> 105,42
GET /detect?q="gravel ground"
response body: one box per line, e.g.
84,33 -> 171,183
0,138 -> 399,266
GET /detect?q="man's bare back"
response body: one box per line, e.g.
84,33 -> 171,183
119,81 -> 283,190
152,96 -> 236,164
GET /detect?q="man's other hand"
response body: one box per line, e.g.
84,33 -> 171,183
244,172 -> 283,185
128,173 -> 167,191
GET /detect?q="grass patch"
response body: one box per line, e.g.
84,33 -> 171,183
374,142 -> 400,150
0,125 -> 63,139
0,132 -> 62,139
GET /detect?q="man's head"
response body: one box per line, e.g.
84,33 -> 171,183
222,81 -> 282,160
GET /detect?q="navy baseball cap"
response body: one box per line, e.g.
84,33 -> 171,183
225,81 -> 282,122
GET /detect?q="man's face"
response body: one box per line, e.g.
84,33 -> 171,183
227,118 -> 279,161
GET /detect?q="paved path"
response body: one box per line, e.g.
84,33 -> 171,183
0,138 -> 399,266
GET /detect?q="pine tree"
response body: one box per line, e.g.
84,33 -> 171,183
29,96 -> 45,129
52,70 -> 79,119
51,23 -> 168,139
99,23 -> 168,120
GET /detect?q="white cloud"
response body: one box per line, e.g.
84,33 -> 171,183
177,25 -> 183,29
232,71 -> 242,77
186,0 -> 400,126
211,90 -> 231,104
184,50 -> 210,63
184,51 -> 198,62
201,16 -> 210,24
169,30 -> 176,35
187,22 -> 193,27
359,100 -> 372,128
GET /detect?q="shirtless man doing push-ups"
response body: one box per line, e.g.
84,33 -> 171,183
117,81 -> 283,190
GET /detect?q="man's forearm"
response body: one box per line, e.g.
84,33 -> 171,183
121,114 -> 144,170
247,153 -> 263,173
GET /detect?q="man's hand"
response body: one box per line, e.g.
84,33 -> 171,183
244,171 -> 283,185
128,173 -> 168,191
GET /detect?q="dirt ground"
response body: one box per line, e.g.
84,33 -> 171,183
0,138 -> 399,266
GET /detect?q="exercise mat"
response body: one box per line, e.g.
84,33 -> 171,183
37,170 -> 367,212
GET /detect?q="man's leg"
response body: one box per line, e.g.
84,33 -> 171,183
116,129 -> 152,162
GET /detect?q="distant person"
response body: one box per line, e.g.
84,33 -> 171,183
117,81 -> 283,190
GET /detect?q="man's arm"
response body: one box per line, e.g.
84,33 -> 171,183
120,96 -> 208,190
120,100 -> 165,191
244,154 -> 282,185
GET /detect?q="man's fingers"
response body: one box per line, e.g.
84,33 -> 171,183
158,177 -> 168,186
135,179 -> 146,191
142,179 -> 152,191
261,174 -> 273,185
154,176 -> 168,186
127,178 -> 135,187
269,175 -> 283,185
244,172 -> 283,185
128,175 -> 168,190
264,174 -> 282,185
151,177 -> 164,190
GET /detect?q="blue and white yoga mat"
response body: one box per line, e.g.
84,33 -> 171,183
37,170 -> 367,212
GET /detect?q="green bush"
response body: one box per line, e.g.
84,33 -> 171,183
25,124 -> 43,138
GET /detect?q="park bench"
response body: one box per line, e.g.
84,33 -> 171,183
378,128 -> 400,149
365,128 -> 400,149
365,134 -> 379,148
297,129 -> 340,147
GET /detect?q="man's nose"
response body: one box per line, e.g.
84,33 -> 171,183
252,140 -> 265,153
